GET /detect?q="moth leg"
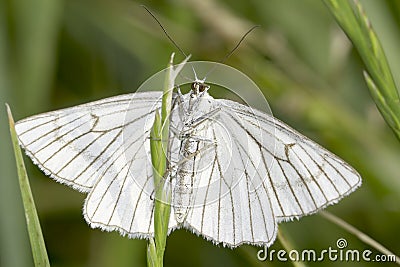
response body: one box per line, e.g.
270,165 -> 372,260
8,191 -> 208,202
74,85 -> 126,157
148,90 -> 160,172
149,166 -> 176,200
173,107 -> 221,143
185,107 -> 221,129
176,143 -> 215,165
176,107 -> 221,141
149,143 -> 215,199
175,129 -> 214,144
188,135 -> 215,143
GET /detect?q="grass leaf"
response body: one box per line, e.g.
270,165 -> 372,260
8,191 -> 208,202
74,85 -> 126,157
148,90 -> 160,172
6,104 -> 50,267
324,0 -> 400,140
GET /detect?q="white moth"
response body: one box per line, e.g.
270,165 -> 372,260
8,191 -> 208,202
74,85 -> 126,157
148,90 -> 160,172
15,66 -> 361,248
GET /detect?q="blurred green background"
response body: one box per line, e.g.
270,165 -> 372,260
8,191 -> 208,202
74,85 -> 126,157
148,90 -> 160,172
1,0 -> 399,266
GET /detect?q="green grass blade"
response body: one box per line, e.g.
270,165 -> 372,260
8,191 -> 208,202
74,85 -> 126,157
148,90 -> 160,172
148,54 -> 189,267
6,104 -> 50,267
324,0 -> 400,140
320,211 -> 400,264
149,55 -> 173,267
147,238 -> 157,267
149,108 -> 170,267
277,228 -> 308,267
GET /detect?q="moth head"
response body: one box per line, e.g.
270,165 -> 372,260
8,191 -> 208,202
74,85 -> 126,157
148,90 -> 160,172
191,81 -> 210,96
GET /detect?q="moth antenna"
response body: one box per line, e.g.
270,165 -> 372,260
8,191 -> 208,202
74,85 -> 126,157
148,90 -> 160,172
203,25 -> 260,81
220,25 -> 260,65
141,5 -> 187,58
141,5 -> 199,83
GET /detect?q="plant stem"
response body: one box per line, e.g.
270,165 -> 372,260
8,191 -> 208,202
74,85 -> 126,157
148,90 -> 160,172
320,211 -> 400,264
147,53 -> 189,267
